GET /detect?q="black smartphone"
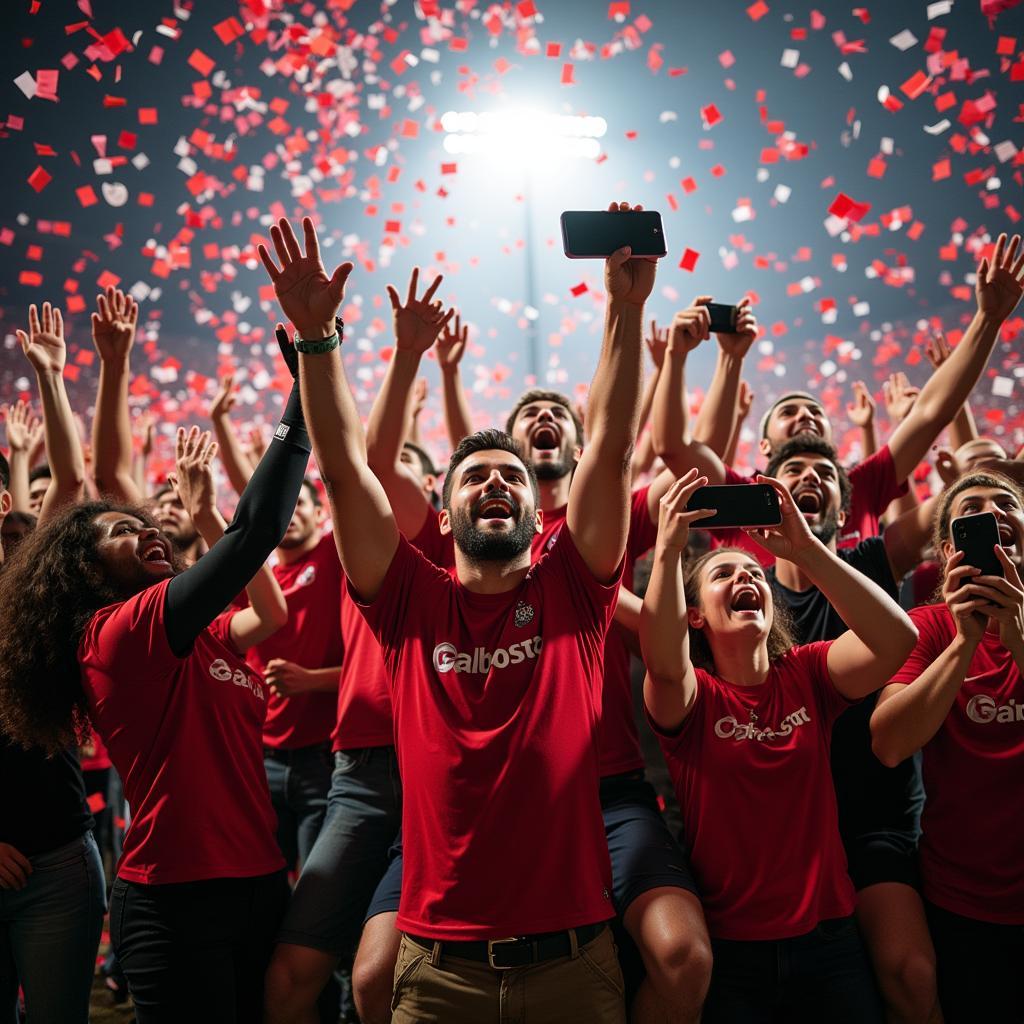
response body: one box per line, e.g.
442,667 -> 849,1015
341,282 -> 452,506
686,484 -> 782,530
703,302 -> 739,333
952,512 -> 1004,578
560,210 -> 668,259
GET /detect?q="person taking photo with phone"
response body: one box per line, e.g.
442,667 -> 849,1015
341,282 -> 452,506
640,469 -> 917,1021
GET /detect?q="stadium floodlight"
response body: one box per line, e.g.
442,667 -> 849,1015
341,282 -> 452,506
441,109 -> 607,163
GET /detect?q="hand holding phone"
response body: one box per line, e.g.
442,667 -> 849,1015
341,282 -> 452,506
561,210 -> 668,259
703,302 -> 738,334
685,483 -> 782,529
952,512 -> 1004,578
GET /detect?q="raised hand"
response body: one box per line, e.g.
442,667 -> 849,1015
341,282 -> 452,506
934,446 -> 961,488
90,287 -> 138,363
714,296 -> 758,358
4,400 -> 42,453
746,474 -> 819,562
168,426 -> 219,525
646,318 -> 670,369
386,268 -> 454,355
656,468 -> 714,550
210,374 -> 237,421
604,201 -> 658,307
258,217 -> 353,340
411,377 -> 428,420
924,330 -> 952,369
975,232 -> 1024,323
846,380 -> 876,428
883,372 -> 920,424
668,296 -> 712,355
245,426 -> 267,465
737,380 -> 755,421
265,658 -> 315,698
980,547 -> 1024,658
17,302 -> 67,375
943,549 -> 989,643
436,310 -> 468,369
135,411 -> 156,457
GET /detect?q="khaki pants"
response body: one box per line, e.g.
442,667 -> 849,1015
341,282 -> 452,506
391,926 -> 627,1023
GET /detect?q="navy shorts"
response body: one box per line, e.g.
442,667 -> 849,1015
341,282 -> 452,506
364,829 -> 403,921
600,770 -> 700,914
844,830 -> 920,892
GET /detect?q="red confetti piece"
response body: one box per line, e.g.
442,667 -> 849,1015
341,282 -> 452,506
828,192 -> 871,222
608,1 -> 630,17
701,103 -> 723,127
188,49 -> 215,76
546,42 -> 562,58
679,247 -> 700,271
900,70 -> 932,100
213,17 -> 245,45
570,282 -> 588,296
27,166 -> 52,191
561,62 -> 575,85
746,0 -> 769,20
19,270 -> 43,286
440,162 -> 457,175
517,0 -> 537,16
138,107 -> 158,124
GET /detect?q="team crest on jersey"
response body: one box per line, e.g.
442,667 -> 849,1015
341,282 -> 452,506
297,564 -> 317,587
514,600 -> 535,628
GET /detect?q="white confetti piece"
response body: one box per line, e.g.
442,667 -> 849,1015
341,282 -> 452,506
889,29 -> 918,51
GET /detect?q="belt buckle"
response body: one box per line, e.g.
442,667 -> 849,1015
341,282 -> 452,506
487,936 -> 522,970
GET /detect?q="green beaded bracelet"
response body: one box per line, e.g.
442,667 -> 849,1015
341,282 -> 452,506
293,331 -> 339,355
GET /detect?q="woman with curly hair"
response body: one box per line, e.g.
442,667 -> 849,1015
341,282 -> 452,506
0,310 -> 318,1022
639,469 -> 918,1022
871,470 -> 1024,1023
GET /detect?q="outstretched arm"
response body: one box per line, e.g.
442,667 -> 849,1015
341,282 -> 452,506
365,268 -> 452,540
846,380 -> 878,459
641,471 -> 713,732
888,234 -> 1023,482
4,401 -> 43,515
748,475 -> 918,699
436,311 -> 474,448
168,427 -> 287,652
258,216 -> 398,602
567,202 -> 654,582
723,379 -> 754,467
209,374 -> 255,497
925,331 -> 978,451
91,287 -> 142,503
16,303 -> 86,523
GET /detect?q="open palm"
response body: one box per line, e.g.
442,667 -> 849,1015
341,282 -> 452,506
17,302 -> 66,375
436,311 -> 468,368
976,232 -> 1024,322
91,287 -> 138,362
258,217 -> 352,338
387,267 -> 453,354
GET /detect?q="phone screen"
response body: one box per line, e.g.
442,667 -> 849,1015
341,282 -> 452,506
686,484 -> 782,530
561,211 -> 668,259
952,512 -> 1004,578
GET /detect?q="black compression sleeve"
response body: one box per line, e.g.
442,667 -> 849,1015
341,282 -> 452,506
164,377 -> 309,657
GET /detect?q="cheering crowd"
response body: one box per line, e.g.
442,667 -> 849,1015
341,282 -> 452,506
0,205 -> 1022,1024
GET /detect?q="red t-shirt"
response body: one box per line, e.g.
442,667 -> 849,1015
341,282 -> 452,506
332,514 -> 454,751
889,604 -> 1024,924
714,445 -> 908,567
355,528 -> 620,940
531,491 -> 657,777
652,641 -> 856,940
239,533 -> 343,750
79,579 -> 284,885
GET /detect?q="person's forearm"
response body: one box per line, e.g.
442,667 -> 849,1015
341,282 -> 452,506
301,666 -> 343,692
886,484 -> 919,524
694,350 -> 744,456
93,358 -> 141,502
948,401 -> 978,451
871,638 -> 977,766
639,542 -> 688,683
860,422 -> 878,458
7,449 -> 32,515
586,300 -> 645,458
211,414 -> 255,497
636,365 -> 660,440
366,349 -> 420,473
723,407 -> 744,466
613,586 -> 642,634
652,346 -> 691,465
440,365 -> 474,449
35,370 -> 85,521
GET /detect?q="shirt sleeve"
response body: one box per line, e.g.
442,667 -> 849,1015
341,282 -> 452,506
644,666 -> 714,755
848,444 -> 909,516
796,640 -> 851,723
409,510 -> 456,569
539,525 -> 623,636
887,605 -> 953,687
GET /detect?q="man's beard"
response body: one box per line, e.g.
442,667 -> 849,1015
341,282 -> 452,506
809,507 -> 841,547
278,524 -> 314,550
531,438 -> 575,481
450,494 -> 535,562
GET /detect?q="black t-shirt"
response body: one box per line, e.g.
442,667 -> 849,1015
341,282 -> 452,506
0,738 -> 94,856
768,537 -> 924,841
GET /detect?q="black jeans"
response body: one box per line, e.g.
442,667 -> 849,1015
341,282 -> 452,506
110,871 -> 289,1023
704,916 -> 884,1023
927,901 -> 1024,1023
263,742 -> 332,871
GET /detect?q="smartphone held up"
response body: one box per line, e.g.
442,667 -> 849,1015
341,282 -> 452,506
685,484 -> 783,530
952,512 -> 1005,578
561,210 -> 668,259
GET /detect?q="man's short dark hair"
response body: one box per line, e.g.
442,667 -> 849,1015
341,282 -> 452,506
403,441 -> 437,480
300,477 -> 322,507
765,435 -> 852,513
504,389 -> 585,446
442,429 -> 539,510
28,464 -> 51,485
0,452 -> 9,491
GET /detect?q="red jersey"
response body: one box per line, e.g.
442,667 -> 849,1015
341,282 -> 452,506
530,491 -> 656,777
715,445 -> 908,567
355,528 -> 620,940
241,532 -> 343,750
889,604 -> 1024,924
332,514 -> 454,751
652,641 -> 856,940
79,579 -> 284,885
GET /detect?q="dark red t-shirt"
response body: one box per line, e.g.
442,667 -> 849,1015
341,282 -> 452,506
889,604 -> 1024,924
79,579 -> 284,885
241,532 -> 343,750
355,528 -> 620,940
651,641 -> 856,940
332,515 -> 454,751
714,445 -> 908,567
